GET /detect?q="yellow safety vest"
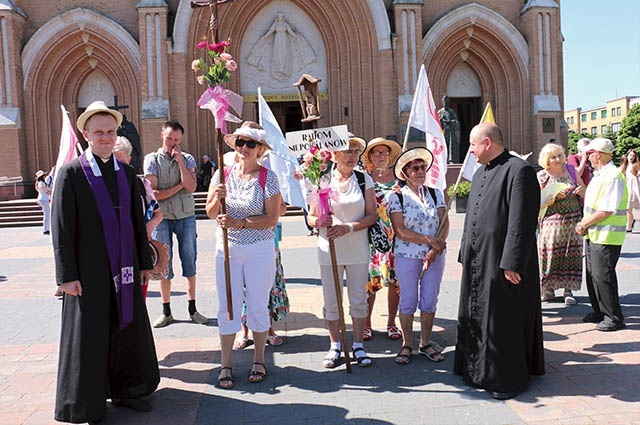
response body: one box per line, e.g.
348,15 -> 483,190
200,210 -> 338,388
584,164 -> 628,245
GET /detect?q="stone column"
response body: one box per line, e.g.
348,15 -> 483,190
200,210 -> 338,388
136,0 -> 170,152
392,0 -> 423,144
0,2 -> 26,186
521,0 -> 564,148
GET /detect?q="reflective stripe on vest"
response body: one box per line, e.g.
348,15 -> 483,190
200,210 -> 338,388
584,165 -> 627,245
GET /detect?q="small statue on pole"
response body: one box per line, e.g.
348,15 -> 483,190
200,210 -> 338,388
437,95 -> 461,163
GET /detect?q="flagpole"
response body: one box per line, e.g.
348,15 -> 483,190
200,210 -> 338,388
193,0 -> 234,320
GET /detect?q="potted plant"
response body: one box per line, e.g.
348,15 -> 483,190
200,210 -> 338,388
447,180 -> 472,213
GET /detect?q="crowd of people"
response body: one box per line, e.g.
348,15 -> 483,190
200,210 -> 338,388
47,100 -> 637,423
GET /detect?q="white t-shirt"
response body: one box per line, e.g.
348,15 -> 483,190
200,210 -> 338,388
317,170 -> 374,266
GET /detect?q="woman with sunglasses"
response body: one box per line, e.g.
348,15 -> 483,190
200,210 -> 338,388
307,136 -> 377,368
360,137 -> 403,342
206,121 -> 283,388
387,148 -> 448,364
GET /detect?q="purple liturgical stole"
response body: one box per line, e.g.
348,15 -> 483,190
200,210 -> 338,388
79,152 -> 136,329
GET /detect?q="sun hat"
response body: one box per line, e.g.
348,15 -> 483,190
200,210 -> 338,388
223,121 -> 272,150
577,137 -> 614,154
35,170 -> 46,179
394,147 -> 434,181
361,137 -> 402,171
76,100 -> 123,130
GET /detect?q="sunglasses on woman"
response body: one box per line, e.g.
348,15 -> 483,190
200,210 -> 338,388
236,138 -> 259,149
408,164 -> 428,172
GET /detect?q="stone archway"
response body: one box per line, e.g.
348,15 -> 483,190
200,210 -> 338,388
21,8 -> 141,174
423,3 -> 531,153
172,0 -> 393,161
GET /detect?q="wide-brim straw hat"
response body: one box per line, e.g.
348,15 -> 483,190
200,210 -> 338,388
394,147 -> 434,181
35,170 -> 46,179
330,135 -> 366,162
361,137 -> 402,170
76,100 -> 123,130
223,122 -> 272,150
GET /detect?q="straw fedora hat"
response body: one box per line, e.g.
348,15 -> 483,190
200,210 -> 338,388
76,100 -> 123,130
35,170 -> 46,179
361,137 -> 402,170
394,147 -> 434,181
223,121 -> 272,150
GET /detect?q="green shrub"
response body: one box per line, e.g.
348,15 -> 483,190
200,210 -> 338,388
447,180 -> 472,197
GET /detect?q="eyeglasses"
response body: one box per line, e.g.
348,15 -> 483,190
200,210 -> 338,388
371,150 -> 390,157
343,149 -> 363,156
236,138 -> 259,149
408,164 -> 428,172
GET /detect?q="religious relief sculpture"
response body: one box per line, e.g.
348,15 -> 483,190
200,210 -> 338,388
247,12 -> 316,82
438,95 -> 461,163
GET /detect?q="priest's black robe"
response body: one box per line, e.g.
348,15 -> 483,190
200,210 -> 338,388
454,149 -> 545,395
52,155 -> 159,424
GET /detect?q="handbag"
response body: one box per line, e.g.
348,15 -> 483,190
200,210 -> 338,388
368,220 -> 392,253
148,239 -> 169,281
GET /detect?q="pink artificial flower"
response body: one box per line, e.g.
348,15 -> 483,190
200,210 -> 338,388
319,163 -> 328,172
318,150 -> 330,161
303,153 -> 314,163
293,170 -> 304,180
212,40 -> 231,53
310,145 -> 318,154
226,60 -> 237,71
326,151 -> 332,161
196,75 -> 206,85
220,52 -> 232,61
191,59 -> 201,71
208,43 -> 217,51
214,57 -> 222,65
196,40 -> 208,49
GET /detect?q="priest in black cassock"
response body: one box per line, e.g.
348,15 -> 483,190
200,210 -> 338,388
454,123 -> 545,400
52,101 -> 159,424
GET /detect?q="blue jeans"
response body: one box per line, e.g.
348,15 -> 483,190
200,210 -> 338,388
152,215 -> 197,279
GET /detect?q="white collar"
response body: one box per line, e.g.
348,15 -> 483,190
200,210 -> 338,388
86,149 -> 119,176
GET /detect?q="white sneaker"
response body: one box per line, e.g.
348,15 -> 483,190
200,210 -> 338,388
153,314 -> 174,328
190,311 -> 209,325
564,290 -> 577,306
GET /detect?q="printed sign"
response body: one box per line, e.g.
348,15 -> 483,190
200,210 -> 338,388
285,125 -> 349,156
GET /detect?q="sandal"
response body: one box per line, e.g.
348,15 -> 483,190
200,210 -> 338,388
387,325 -> 402,341
217,367 -> 234,389
363,326 -> 372,341
418,342 -> 445,362
322,348 -> 341,369
394,346 -> 412,365
266,334 -> 283,346
248,362 -> 267,383
233,337 -> 250,350
352,347 -> 372,367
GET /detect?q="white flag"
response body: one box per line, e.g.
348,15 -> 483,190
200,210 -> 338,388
258,88 -> 306,210
407,65 -> 447,191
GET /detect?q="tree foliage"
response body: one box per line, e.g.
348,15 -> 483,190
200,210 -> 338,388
615,105 -> 640,158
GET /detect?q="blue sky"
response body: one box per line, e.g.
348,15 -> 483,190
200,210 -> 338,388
562,0 -> 640,110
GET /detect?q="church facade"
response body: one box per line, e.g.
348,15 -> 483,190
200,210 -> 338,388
0,0 -> 564,197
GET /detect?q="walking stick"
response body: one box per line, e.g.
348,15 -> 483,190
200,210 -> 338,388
329,239 -> 352,373
192,0 -> 235,320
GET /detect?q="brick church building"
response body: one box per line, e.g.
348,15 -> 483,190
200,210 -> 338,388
0,0 -> 565,196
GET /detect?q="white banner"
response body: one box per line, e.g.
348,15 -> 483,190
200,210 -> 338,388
285,125 -> 349,156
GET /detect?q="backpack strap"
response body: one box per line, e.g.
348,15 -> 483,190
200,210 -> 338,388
354,170 -> 366,194
258,166 -> 268,189
224,165 -> 267,190
426,186 -> 437,205
566,163 -> 577,185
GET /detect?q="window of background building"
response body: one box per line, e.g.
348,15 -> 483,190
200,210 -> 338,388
617,106 -> 622,115
591,112 -> 597,120
612,122 -> 621,133
601,125 -> 608,134
581,114 -> 587,122
581,128 -> 587,133
601,110 -> 607,119
591,127 -> 597,135
612,108 -> 616,117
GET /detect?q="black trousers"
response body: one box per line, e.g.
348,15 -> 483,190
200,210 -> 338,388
584,240 -> 624,325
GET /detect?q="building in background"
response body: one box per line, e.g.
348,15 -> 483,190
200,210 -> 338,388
565,96 -> 640,136
0,0 -> 565,198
